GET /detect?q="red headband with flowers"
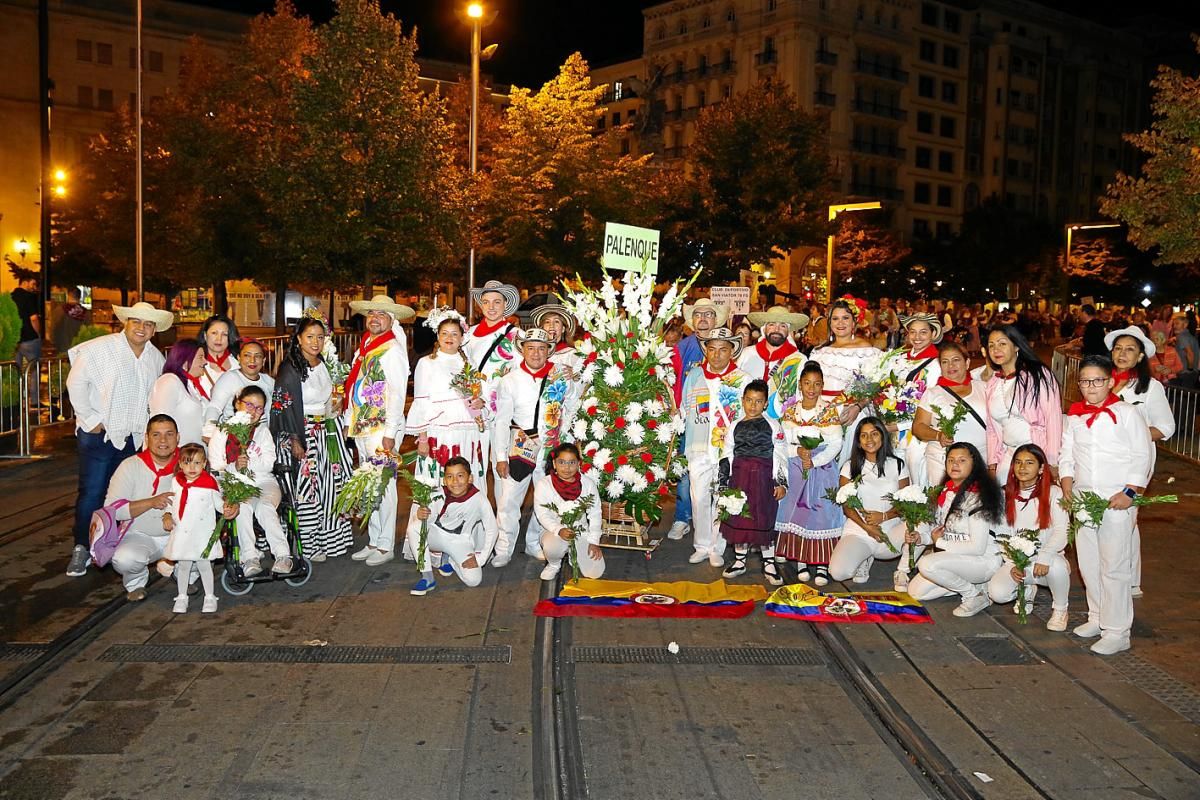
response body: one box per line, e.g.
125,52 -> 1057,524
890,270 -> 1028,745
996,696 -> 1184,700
836,294 -> 869,319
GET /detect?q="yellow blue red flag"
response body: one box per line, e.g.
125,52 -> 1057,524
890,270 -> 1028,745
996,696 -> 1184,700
764,584 -> 933,624
534,578 -> 767,618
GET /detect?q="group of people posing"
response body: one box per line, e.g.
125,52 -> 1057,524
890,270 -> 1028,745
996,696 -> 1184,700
62,284 -> 1171,655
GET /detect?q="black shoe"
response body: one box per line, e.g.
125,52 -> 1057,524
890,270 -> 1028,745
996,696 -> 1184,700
762,558 -> 784,587
722,551 -> 748,578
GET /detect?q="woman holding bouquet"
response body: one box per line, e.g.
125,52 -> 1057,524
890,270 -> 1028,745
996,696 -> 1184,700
809,297 -> 882,464
984,325 -> 1062,483
906,443 -> 1004,617
269,313 -> 353,561
828,416 -> 911,587
775,363 -> 845,583
912,341 -> 988,486
986,444 -> 1071,632
882,314 -> 943,485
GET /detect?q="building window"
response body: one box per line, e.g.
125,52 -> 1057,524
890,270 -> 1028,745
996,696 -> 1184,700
918,75 -> 935,98
943,10 -> 960,33
921,2 -> 938,26
941,81 -> 958,104
1008,159 -> 1020,177
969,119 -> 982,138
698,90 -> 706,107
727,6 -> 736,22
919,40 -> 936,63
96,42 -> 112,65
698,54 -> 708,71
857,4 -> 865,21
148,51 -> 164,72
942,46 -> 958,69
702,14 -> 711,28
915,147 -> 932,168
723,84 -> 732,99
656,25 -> 666,41
1010,89 -> 1021,107
938,151 -> 954,172
914,182 -> 932,204
767,0 -> 777,11
939,116 -> 956,138
936,221 -> 953,239
967,154 -> 980,173
992,157 -> 1000,176
917,111 -> 934,133
678,18 -> 688,35
937,186 -> 953,207
620,138 -> 631,155
77,39 -> 93,62
612,112 -> 621,125
98,88 -> 114,111
597,115 -> 605,130
613,81 -> 623,100
913,218 -> 931,238
995,88 -> 1003,105
77,85 -> 93,108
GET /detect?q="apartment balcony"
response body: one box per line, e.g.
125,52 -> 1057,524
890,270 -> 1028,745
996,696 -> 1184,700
850,98 -> 907,121
755,50 -> 778,67
815,49 -> 838,67
850,139 -> 906,159
853,59 -> 909,83
849,182 -> 904,201
814,90 -> 837,107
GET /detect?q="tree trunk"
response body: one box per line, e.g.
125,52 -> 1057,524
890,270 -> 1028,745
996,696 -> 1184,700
212,280 -> 228,317
362,267 -> 373,302
275,279 -> 288,333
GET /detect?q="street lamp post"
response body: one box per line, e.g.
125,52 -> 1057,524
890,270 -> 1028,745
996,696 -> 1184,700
825,201 -> 882,302
135,0 -> 144,300
466,2 -> 483,325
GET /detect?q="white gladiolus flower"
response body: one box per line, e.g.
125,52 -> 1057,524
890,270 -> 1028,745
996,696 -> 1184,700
835,483 -> 858,504
626,422 -> 645,445
617,464 -> 640,484
603,364 -> 624,387
626,402 -> 643,422
605,479 -> 626,499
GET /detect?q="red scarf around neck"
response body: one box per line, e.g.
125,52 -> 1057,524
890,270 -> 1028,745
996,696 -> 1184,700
937,374 -> 971,388
1111,369 -> 1134,386
551,473 -> 583,502
701,362 -> 736,380
343,329 -> 397,398
521,361 -> 554,380
1068,393 -> 1119,427
186,373 -> 210,400
176,470 -> 219,518
138,450 -> 180,494
908,343 -> 939,361
937,479 -> 977,507
472,318 -> 509,338
206,351 -> 231,369
753,339 -> 798,380
436,484 -> 480,523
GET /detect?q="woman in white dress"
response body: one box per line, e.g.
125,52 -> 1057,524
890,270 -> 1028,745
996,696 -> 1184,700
148,339 -> 208,445
881,313 -> 943,484
808,297 -> 882,463
911,341 -> 988,486
1107,325 -> 1175,598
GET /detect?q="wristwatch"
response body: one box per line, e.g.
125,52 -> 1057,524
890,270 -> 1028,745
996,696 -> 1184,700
1123,487 -> 1139,499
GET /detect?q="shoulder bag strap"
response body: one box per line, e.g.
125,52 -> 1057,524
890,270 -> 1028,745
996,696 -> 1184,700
477,324 -> 514,372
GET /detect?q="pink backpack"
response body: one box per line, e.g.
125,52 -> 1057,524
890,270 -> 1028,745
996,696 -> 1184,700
89,500 -> 132,567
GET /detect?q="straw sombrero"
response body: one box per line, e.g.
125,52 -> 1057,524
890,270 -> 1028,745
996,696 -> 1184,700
113,302 -> 174,333
682,297 -> 731,328
349,294 -> 416,322
899,312 -> 944,343
530,304 -> 577,341
698,326 -> 744,359
748,305 -> 810,330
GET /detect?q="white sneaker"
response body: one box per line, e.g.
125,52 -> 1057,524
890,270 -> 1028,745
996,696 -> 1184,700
242,559 -> 263,578
1073,619 -> 1102,638
539,563 -> 561,581
272,557 -> 294,574
351,545 -> 374,561
708,551 -> 725,568
952,593 -> 991,617
172,595 -> 188,614
364,550 -> 394,566
687,550 -> 709,564
1046,609 -> 1070,632
527,550 -> 546,562
491,556 -> 511,568
309,552 -> 327,563
1013,584 -> 1037,616
851,558 -> 872,584
1131,586 -> 1144,599
1090,634 -> 1130,656
201,595 -> 218,613
667,521 -> 690,540
892,570 -> 909,593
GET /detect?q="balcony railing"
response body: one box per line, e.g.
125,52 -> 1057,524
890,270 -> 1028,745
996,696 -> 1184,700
850,139 -> 906,159
849,182 -> 904,201
853,59 -> 909,83
755,50 -> 778,67
813,90 -> 836,107
815,49 -> 838,66
851,98 -> 907,120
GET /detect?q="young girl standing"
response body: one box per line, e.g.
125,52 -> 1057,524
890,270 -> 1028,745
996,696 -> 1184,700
719,380 -> 789,586
774,363 -> 845,583
162,443 -> 226,613
987,444 -> 1071,632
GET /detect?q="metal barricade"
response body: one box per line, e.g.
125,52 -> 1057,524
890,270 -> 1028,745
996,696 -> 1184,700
1050,345 -> 1082,406
1161,382 -> 1200,463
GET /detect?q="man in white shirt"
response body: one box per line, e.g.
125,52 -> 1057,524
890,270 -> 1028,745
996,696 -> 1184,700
203,339 -> 275,428
738,305 -> 809,416
463,280 -> 520,486
65,302 -> 172,578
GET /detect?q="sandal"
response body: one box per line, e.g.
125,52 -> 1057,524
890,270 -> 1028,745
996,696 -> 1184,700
761,558 -> 784,587
795,562 -> 811,582
814,565 -> 830,587
722,551 -> 748,578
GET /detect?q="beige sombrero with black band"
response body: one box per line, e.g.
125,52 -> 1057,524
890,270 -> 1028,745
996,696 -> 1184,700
517,328 -> 555,349
530,304 -> 577,341
698,326 -> 744,359
349,294 -> 417,321
748,305 -> 810,330
470,280 -> 520,318
113,302 -> 174,332
682,297 -> 731,328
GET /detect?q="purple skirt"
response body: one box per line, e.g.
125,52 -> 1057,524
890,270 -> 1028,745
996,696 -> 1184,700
720,456 -> 779,547
774,450 -> 845,562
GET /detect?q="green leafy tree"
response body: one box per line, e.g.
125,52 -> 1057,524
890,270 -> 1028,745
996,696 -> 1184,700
688,78 -> 831,281
831,215 -> 910,295
1101,37 -> 1200,266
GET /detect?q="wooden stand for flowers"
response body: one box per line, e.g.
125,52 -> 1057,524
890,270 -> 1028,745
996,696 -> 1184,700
599,501 -> 660,553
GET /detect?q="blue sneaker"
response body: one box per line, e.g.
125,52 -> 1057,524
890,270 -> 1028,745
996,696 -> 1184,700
437,563 -> 455,578
410,577 -> 437,596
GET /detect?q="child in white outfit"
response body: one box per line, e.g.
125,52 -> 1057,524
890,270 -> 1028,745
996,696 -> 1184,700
535,443 -> 605,582
162,443 -> 227,613
410,457 -> 499,596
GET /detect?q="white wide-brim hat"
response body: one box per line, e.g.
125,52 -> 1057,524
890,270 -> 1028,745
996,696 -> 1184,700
349,294 -> 416,322
518,328 -> 555,349
748,305 -> 810,330
1104,325 -> 1156,358
470,280 -> 520,318
113,302 -> 173,332
699,326 -> 744,359
900,312 -> 944,343
530,304 -> 577,341
683,297 -> 731,328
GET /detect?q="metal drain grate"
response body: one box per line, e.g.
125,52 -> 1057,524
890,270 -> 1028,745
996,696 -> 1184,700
99,644 -> 511,665
0,644 -> 51,662
572,645 -> 824,666
956,635 -> 1038,666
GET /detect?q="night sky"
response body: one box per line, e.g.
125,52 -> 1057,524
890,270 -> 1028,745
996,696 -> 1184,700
207,0 -> 1199,89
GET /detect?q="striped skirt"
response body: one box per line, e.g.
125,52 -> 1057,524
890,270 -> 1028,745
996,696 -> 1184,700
286,416 -> 354,558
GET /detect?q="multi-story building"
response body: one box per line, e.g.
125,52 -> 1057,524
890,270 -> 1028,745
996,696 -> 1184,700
595,0 -> 1147,250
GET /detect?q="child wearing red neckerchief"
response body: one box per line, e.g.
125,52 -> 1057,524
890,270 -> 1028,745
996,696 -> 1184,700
161,443 -> 227,614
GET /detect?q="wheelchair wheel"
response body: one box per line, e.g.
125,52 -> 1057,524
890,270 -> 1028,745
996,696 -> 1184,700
285,556 -> 313,588
221,568 -> 254,596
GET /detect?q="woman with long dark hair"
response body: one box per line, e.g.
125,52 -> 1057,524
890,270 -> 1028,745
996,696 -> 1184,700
906,442 -> 1004,617
986,443 -> 1071,631
148,339 -> 207,445
269,311 -> 353,561
196,314 -> 242,397
983,324 -> 1062,483
911,341 -> 988,486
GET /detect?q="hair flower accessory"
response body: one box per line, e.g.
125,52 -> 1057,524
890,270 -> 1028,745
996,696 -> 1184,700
425,306 -> 467,332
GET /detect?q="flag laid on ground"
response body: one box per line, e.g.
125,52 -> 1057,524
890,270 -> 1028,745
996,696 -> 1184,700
764,584 -> 933,624
534,578 -> 768,618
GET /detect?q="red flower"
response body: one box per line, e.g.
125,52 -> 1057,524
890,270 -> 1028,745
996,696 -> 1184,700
608,402 -> 618,412
616,361 -> 624,369
626,331 -> 636,339
584,352 -> 598,366
581,463 -> 592,473
582,332 -> 592,340
614,417 -> 627,429
658,484 -> 670,496
646,419 -> 658,430
648,367 -> 657,376
644,470 -> 655,482
608,337 -> 616,344
617,455 -> 629,465
656,394 -> 664,402
603,462 -> 615,474
586,449 -> 597,458
630,352 -> 641,360
640,452 -> 654,464
587,406 -> 597,416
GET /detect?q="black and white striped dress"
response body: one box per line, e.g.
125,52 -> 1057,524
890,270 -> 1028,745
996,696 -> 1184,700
286,364 -> 354,558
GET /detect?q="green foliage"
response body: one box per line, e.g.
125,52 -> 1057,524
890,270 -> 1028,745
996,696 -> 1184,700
1102,38 -> 1200,267
832,215 -> 911,295
71,324 -> 109,347
0,294 -> 20,361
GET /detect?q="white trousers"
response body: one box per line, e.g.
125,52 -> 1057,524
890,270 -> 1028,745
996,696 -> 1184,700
111,530 -> 169,592
1075,506 -> 1135,639
687,455 -> 726,557
924,442 -> 948,487
827,520 -> 919,581
908,550 -> 1002,601
234,477 -> 290,563
988,554 -> 1070,611
423,525 -> 484,586
906,439 -> 931,489
493,461 -> 546,562
540,531 -> 605,579
1132,519 -> 1142,590
355,432 -> 398,552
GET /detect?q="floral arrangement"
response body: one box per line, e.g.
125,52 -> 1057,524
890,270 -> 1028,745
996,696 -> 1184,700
996,529 -> 1041,623
205,469 -> 260,558
874,377 -> 924,426
825,480 -> 894,550
795,426 -> 824,478
398,458 -> 444,572
219,410 -> 256,452
715,487 -> 749,523
932,403 -> 969,440
559,269 -> 697,525
541,494 -> 595,583
334,450 -> 399,522
886,484 -> 939,569
450,351 -> 487,432
1060,491 -> 1178,544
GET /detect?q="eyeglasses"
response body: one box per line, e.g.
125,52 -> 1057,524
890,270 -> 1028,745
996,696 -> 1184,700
554,459 -> 579,467
240,402 -> 265,413
692,311 -> 717,319
1077,378 -> 1110,388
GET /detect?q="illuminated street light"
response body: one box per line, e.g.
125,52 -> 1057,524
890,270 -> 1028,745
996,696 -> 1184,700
54,168 -> 66,182
467,2 -> 483,18
826,201 -> 882,302
14,237 -> 30,258
1142,283 -> 1152,293
463,2 -> 498,324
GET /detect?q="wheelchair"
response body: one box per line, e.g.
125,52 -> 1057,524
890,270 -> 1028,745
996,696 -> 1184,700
218,474 -> 313,596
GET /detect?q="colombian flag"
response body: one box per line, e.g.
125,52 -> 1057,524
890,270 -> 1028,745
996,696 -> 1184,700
764,584 -> 933,624
534,578 -> 768,619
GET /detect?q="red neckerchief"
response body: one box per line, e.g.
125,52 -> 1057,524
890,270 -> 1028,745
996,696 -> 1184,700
224,424 -> 257,465
553,342 -> 572,353
995,370 -> 1018,381
937,375 -> 971,388
1068,394 -> 1120,427
701,362 -> 736,380
343,330 -> 397,398
521,361 -> 554,380
205,351 -> 231,370
753,339 -> 798,380
551,473 -> 583,502
137,450 -> 180,494
1111,369 -> 1134,385
1013,486 -> 1037,507
472,318 -> 509,338
937,480 -> 977,507
908,344 -> 939,361
176,470 -> 219,518
436,485 -> 480,524
186,373 -> 210,400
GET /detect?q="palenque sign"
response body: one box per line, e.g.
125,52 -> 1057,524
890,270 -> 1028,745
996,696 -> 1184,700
602,222 -> 660,276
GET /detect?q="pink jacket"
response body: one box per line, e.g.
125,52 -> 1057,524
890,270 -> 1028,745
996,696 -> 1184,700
985,371 -> 1064,466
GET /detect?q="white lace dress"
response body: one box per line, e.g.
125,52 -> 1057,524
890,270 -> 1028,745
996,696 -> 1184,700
809,344 -> 882,463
